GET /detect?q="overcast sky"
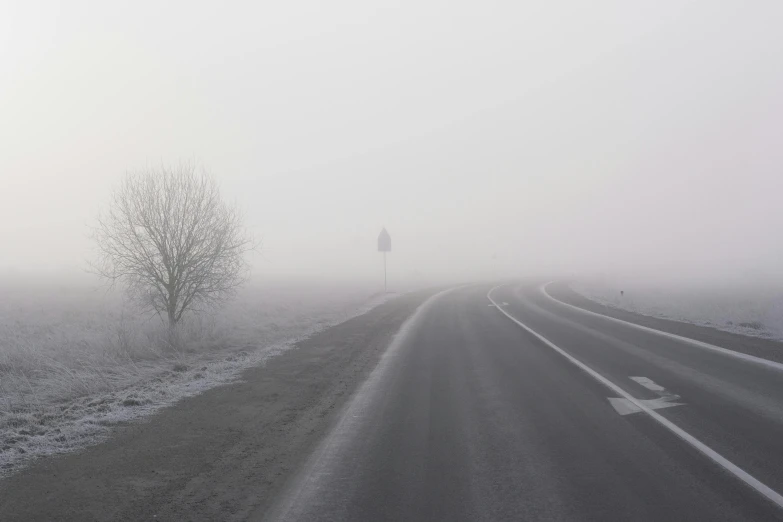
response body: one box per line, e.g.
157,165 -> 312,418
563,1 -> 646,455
2,1 -> 782,285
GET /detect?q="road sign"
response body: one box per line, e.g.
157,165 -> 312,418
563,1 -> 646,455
378,228 -> 391,252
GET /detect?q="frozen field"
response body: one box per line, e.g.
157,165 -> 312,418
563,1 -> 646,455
0,277 -> 397,476
571,277 -> 783,342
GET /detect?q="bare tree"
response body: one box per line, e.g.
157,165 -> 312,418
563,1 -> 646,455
93,163 -> 253,327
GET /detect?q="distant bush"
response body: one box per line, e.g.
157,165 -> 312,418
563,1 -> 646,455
738,321 -> 764,331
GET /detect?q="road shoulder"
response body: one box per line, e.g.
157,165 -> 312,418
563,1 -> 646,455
0,290 -> 436,522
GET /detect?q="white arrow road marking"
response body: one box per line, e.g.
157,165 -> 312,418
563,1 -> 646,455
488,285 -> 783,511
609,397 -> 685,416
609,377 -> 685,415
629,376 -> 665,392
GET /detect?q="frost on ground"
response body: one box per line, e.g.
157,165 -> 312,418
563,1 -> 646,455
571,276 -> 783,341
0,277 -> 399,477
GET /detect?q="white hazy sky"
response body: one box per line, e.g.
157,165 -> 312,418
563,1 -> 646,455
2,1 -> 783,285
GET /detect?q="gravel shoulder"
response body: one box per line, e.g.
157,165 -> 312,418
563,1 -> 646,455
0,289 -> 436,522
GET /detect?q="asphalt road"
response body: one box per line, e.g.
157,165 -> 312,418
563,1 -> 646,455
4,282 -> 783,521
268,282 -> 783,522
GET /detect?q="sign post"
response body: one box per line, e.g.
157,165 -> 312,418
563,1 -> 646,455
377,227 -> 391,292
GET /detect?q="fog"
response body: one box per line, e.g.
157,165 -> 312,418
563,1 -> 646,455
2,1 -> 783,287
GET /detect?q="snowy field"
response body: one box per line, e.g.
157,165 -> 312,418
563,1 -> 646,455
0,277 -> 397,476
571,277 -> 783,341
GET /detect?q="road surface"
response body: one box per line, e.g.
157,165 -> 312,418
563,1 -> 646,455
269,282 -> 783,521
3,282 -> 783,521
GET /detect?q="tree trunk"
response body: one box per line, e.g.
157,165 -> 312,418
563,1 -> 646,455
167,285 -> 178,328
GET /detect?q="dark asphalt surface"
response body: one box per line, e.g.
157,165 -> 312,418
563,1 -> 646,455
269,282 -> 783,522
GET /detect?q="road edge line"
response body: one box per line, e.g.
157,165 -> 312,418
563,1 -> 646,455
540,282 -> 783,373
267,285 -> 465,521
488,285 -> 783,510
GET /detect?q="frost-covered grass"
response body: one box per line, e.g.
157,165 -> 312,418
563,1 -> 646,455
571,277 -> 783,341
0,277 -> 396,476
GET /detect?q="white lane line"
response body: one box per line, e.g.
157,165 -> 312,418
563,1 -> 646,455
630,376 -> 665,392
488,285 -> 783,510
540,282 -> 783,373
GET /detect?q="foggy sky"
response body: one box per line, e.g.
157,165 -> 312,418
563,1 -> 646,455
2,1 -> 783,286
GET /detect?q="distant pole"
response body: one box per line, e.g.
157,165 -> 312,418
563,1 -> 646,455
378,227 -> 391,293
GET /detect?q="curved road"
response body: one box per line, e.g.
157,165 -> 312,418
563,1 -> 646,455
268,282 -> 783,521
